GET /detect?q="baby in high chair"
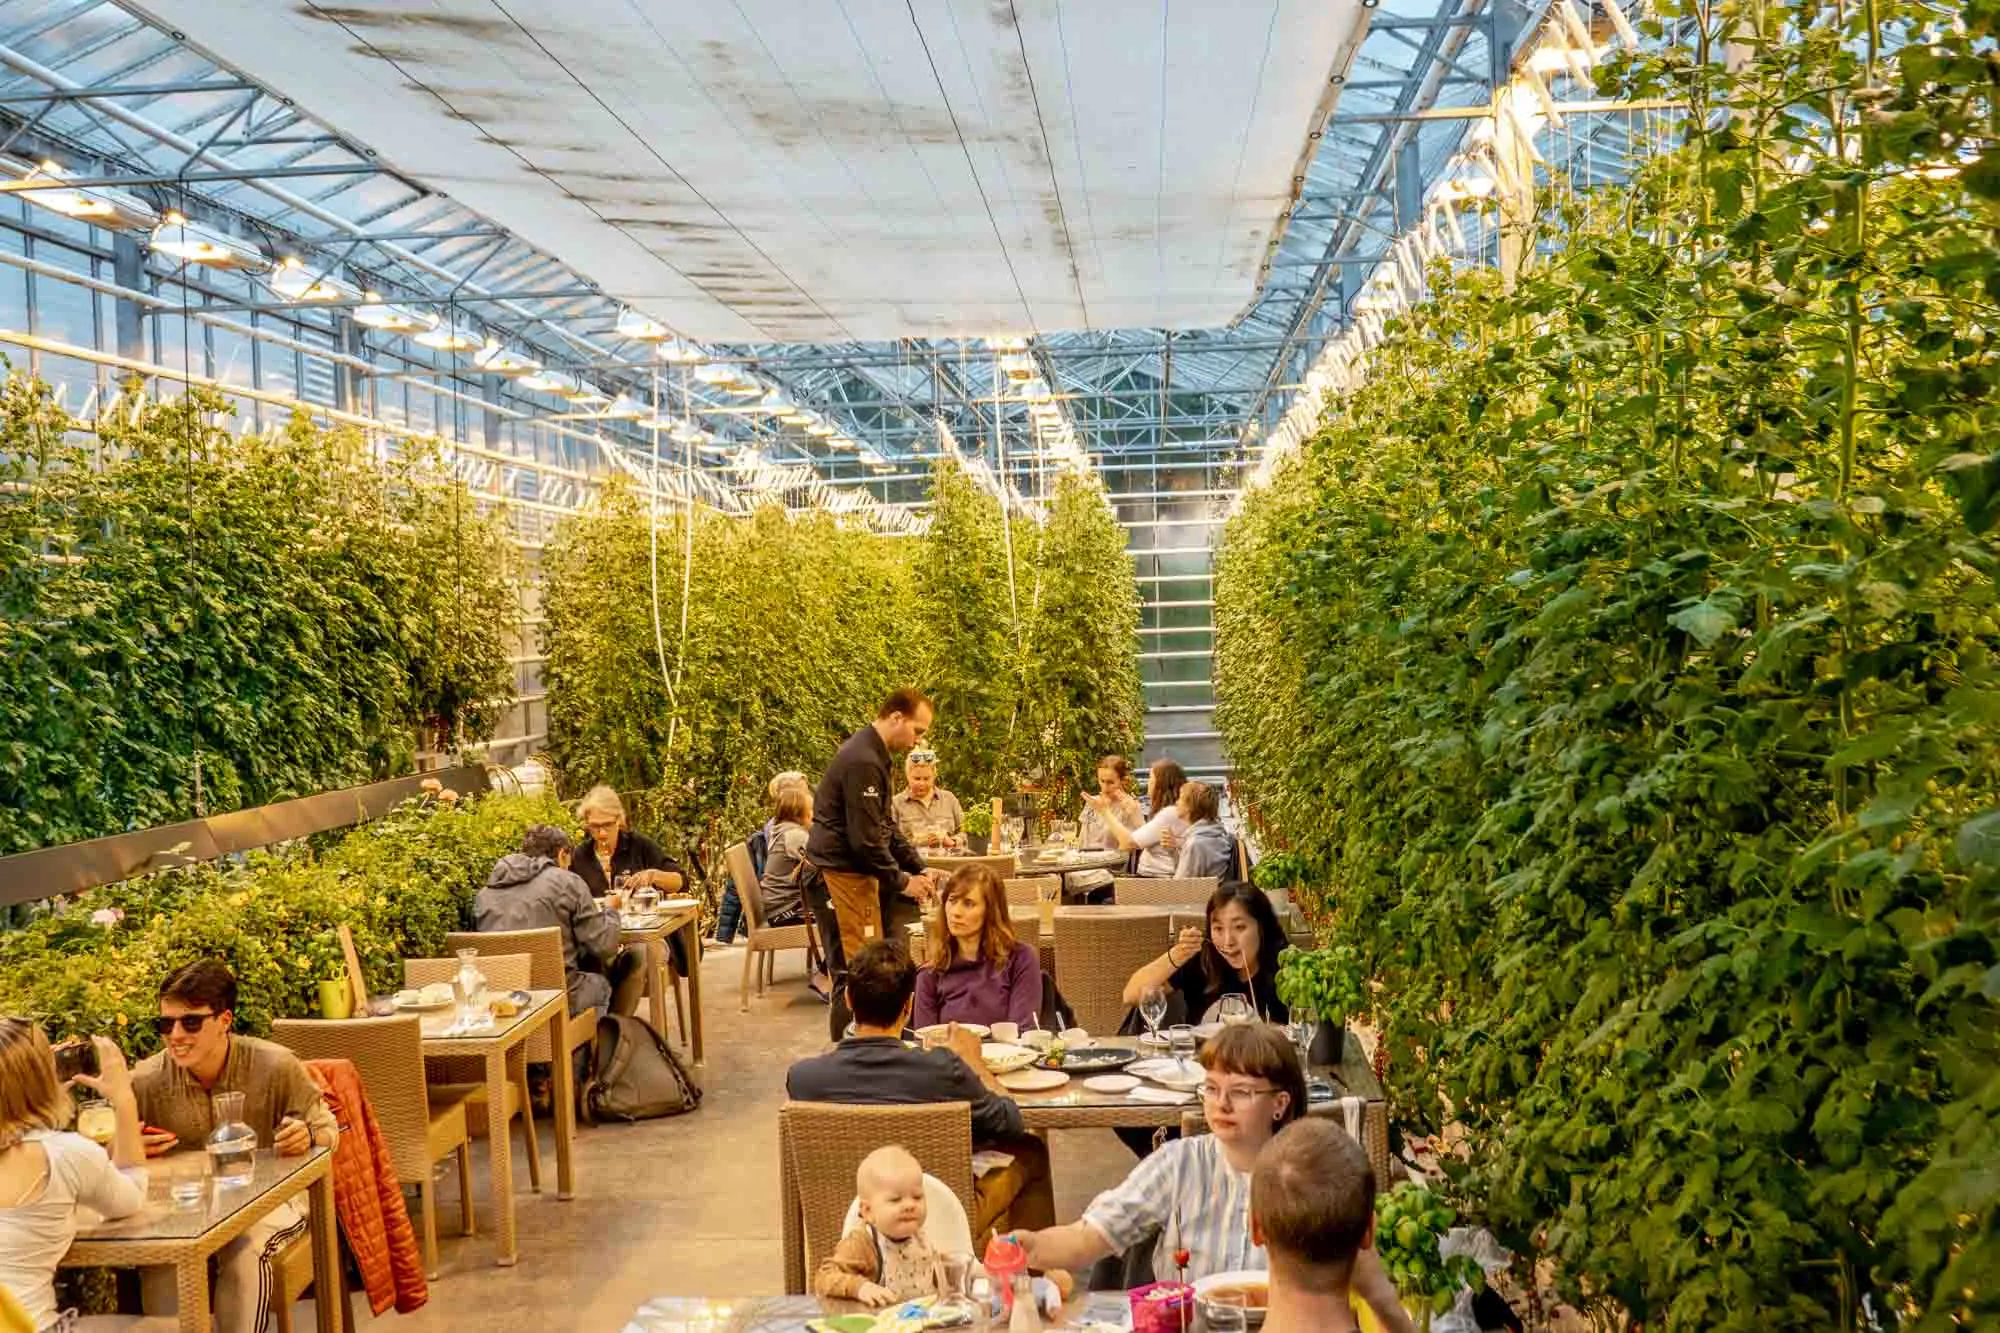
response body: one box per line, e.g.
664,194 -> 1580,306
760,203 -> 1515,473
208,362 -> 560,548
815,1145 -> 1077,1314
815,1145 -> 945,1307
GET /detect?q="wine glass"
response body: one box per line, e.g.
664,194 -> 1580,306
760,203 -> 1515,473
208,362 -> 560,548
1203,1291 -> 1251,1333
1289,1009 -> 1334,1099
1216,993 -> 1254,1027
1138,986 -> 1169,1045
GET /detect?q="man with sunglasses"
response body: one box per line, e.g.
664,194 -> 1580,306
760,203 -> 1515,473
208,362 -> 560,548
131,959 -> 337,1333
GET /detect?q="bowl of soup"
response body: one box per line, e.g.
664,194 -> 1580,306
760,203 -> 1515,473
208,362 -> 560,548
1193,1271 -> 1269,1328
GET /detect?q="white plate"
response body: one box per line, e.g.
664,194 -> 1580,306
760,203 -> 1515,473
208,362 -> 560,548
1192,1021 -> 1224,1040
659,897 -> 699,911
392,995 -> 453,1012
1084,1074 -> 1140,1094
981,1043 -> 1040,1073
998,1068 -> 1070,1092
1130,1057 -> 1204,1090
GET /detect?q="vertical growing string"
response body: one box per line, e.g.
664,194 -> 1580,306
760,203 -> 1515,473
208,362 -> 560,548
173,183 -> 203,818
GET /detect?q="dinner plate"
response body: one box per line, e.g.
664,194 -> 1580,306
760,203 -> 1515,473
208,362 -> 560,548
998,1068 -> 1069,1092
1083,1074 -> 1140,1094
981,1043 -> 1041,1073
1044,1047 -> 1136,1073
392,993 -> 454,1012
1129,1056 -> 1204,1090
659,897 -> 699,911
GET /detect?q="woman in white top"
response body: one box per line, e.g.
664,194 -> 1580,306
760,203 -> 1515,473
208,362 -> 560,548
1012,1024 -> 1411,1331
1083,758 -> 1189,878
0,1021 -> 166,1332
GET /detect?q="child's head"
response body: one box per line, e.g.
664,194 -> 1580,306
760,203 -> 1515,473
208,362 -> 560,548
856,1145 -> 927,1242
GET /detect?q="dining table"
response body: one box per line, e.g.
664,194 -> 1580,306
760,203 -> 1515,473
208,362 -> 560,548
618,900 -> 706,1064
623,1290 -> 1133,1331
61,1145 -> 341,1333
417,986 -> 575,1266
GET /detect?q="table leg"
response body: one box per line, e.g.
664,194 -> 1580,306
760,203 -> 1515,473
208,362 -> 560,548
484,1048 -> 518,1266
175,1256 -> 211,1333
679,917 -> 704,1065
547,1002 -> 576,1201
644,939 -> 667,1035
309,1168 -> 343,1333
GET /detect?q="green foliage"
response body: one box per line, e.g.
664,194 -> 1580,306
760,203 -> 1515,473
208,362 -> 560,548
0,377 -> 517,854
542,478 -> 915,853
915,455 -> 1024,805
0,790 -> 566,1055
1249,851 -> 1310,892
1374,1182 -> 1479,1315
1016,469 -> 1146,810
1214,4 -> 2000,1327
1273,942 -> 1366,1024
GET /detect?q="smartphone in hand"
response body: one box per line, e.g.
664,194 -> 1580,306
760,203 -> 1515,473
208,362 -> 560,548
53,1040 -> 99,1083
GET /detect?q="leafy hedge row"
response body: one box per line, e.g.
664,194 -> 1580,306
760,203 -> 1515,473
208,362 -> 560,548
1215,8 -> 1998,1329
0,378 -> 518,856
543,460 -> 1144,855
0,791 -> 568,1055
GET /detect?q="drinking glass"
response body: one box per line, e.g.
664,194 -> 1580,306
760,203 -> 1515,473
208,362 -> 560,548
1289,1010 -> 1334,1099
1216,994 -> 1254,1027
1036,880 -> 1059,935
1138,987 -> 1169,1044
75,1099 -> 116,1149
1203,1291 -> 1251,1333
1167,1023 -> 1197,1072
936,1251 -> 979,1321
633,885 -> 660,914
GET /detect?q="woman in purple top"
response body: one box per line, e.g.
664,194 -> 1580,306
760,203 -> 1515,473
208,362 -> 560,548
913,865 -> 1042,1029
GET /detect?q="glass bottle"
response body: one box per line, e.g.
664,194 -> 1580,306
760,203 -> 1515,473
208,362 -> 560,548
1007,1273 -> 1043,1332
454,947 -> 488,1025
205,1090 -> 257,1187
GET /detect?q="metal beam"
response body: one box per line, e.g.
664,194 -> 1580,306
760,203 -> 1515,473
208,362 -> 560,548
0,79 -> 257,106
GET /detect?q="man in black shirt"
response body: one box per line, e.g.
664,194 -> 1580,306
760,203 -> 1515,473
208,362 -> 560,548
786,941 -> 1054,1237
805,688 -> 939,1033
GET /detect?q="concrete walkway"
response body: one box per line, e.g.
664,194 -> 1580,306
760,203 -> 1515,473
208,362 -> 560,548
332,942 -> 1131,1332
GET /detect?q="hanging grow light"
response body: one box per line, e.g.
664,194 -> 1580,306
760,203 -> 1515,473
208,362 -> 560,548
657,338 -> 704,364
599,394 -> 646,419
150,213 -> 270,271
473,342 -> 541,376
517,368 -> 573,394
804,421 -> 836,437
562,379 -> 611,407
268,257 -> 360,303
353,294 -> 437,334
415,319 -> 482,351
615,307 -> 671,340
778,410 -> 814,427
3,159 -> 159,231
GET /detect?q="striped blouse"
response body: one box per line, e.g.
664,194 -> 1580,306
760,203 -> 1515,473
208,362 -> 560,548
1082,1133 -> 1265,1284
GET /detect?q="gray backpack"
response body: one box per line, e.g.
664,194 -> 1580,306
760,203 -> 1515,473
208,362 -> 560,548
581,1013 -> 702,1122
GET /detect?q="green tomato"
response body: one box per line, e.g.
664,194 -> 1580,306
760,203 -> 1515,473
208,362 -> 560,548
1433,1291 -> 1455,1314
1395,1218 -> 1420,1248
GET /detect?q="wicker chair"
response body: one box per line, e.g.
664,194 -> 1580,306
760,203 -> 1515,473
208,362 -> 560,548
405,954 -> 542,1194
1112,877 -> 1219,908
778,1101 -> 975,1295
270,1018 -> 475,1279
935,854 -> 1018,879
443,925 -> 603,1081
1054,912 -> 1174,1034
726,840 -> 819,1011
1002,875 -> 1060,907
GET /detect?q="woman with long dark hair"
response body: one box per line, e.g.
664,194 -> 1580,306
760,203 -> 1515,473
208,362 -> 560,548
1084,758 -> 1189,878
1122,881 -> 1289,1025
912,865 -> 1042,1029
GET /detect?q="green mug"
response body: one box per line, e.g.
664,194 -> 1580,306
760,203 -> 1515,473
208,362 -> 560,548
317,978 -> 354,1020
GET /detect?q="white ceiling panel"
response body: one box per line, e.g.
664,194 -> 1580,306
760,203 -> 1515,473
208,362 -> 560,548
128,0 -> 1362,344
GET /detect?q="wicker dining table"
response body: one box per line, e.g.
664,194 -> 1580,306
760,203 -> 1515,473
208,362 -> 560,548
61,1145 -> 340,1333
417,987 -> 575,1266
618,902 -> 705,1064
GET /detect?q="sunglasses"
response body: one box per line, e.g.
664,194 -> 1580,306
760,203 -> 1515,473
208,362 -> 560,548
151,1013 -> 218,1036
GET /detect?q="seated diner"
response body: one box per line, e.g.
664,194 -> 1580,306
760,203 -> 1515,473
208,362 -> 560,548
912,865 -> 1042,1030
1123,881 -> 1290,1026
1084,758 -> 1189,878
1010,1023 -> 1410,1330
891,749 -> 963,849
478,822 -> 641,1017
1172,781 -> 1236,881
1253,1118 -> 1392,1333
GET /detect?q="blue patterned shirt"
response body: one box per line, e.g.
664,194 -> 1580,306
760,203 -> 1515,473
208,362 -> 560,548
1082,1133 -> 1266,1283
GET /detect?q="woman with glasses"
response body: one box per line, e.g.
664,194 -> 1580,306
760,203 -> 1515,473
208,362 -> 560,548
1011,1025 -> 1409,1329
0,1019 -> 173,1331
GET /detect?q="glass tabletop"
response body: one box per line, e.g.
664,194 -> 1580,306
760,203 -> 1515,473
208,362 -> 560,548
73,1146 -> 327,1245
623,1292 -> 1131,1331
417,987 -> 562,1043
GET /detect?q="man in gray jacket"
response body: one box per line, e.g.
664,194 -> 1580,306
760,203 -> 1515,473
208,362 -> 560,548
476,824 -> 642,1017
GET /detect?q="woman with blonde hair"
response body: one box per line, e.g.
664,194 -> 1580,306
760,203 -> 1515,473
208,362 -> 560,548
571,784 -> 687,970
912,865 -> 1042,1029
0,1020 -> 169,1331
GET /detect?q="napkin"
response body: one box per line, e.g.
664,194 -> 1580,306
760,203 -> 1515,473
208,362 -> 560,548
1127,1086 -> 1195,1105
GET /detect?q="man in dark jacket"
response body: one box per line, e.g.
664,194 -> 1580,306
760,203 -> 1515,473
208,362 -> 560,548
476,824 -> 641,1017
786,940 -> 1053,1237
805,688 -> 939,1039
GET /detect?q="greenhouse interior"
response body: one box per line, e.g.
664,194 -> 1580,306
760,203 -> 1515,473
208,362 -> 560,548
0,0 -> 1991,1330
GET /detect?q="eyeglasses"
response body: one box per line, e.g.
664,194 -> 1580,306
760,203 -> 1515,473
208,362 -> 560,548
151,1013 -> 217,1036
1199,1082 -> 1278,1111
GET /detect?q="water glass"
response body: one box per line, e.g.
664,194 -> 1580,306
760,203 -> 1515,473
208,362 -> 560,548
936,1251 -> 979,1320
1216,994 -> 1254,1027
1202,1292 -> 1251,1333
1167,1023 -> 1197,1066
633,885 -> 660,914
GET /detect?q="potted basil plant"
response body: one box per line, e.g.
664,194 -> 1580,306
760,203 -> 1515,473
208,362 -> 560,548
1274,942 -> 1367,1066
961,803 -> 993,854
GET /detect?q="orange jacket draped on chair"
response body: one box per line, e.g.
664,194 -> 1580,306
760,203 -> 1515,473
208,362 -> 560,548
305,1058 -> 430,1315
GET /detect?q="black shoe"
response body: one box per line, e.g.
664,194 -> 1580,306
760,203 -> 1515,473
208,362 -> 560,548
808,973 -> 832,1005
